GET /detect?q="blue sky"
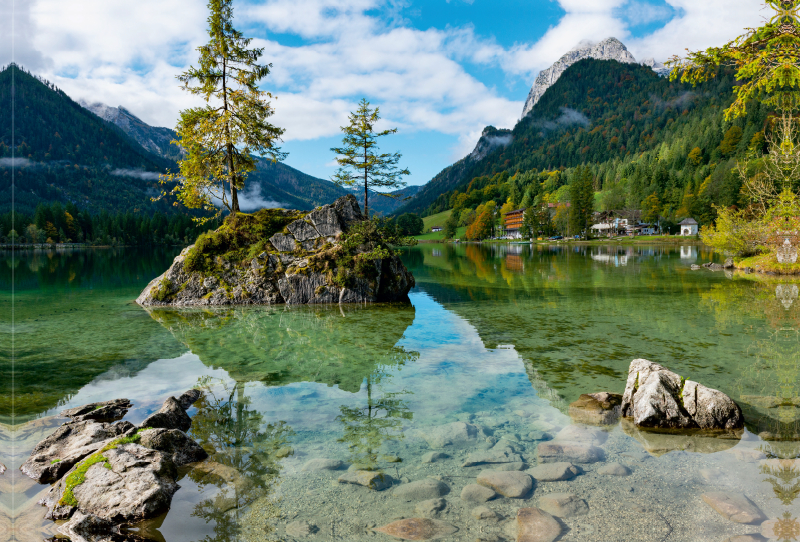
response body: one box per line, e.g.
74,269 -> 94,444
8,0 -> 755,187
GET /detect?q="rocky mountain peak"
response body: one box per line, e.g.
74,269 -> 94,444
521,37 -> 637,117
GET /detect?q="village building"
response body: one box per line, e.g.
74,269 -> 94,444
431,226 -> 442,233
678,218 -> 698,236
590,210 -> 658,237
503,209 -> 525,239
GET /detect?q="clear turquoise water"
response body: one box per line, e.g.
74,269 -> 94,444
3,243 -> 800,541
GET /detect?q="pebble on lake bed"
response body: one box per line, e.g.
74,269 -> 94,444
528,462 -> 581,482
373,518 -> 458,540
597,463 -> 631,476
393,479 -> 450,501
301,458 -> 343,471
460,484 -> 497,503
516,507 -> 562,542
476,470 -> 533,498
538,493 -> 589,518
470,506 -> 499,520
701,492 -> 765,524
337,470 -> 394,491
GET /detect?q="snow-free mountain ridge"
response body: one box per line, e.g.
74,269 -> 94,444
521,37 -> 665,118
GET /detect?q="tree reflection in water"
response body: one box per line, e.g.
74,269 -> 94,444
337,347 -> 416,472
188,378 -> 293,542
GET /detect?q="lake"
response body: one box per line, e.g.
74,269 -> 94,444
2,243 -> 797,541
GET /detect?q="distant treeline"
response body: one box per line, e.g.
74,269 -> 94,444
0,201 -> 219,246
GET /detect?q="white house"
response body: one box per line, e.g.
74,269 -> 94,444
678,218 -> 698,236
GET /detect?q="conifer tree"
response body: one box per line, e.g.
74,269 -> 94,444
331,99 -> 409,217
569,166 -> 595,239
161,0 -> 285,220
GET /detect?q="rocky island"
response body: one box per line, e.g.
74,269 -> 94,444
136,195 -> 414,306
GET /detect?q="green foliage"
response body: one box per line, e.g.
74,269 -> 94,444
162,0 -> 286,218
183,208 -> 304,274
395,213 -> 424,236
569,165 -> 595,238
331,99 -> 410,217
444,211 -> 459,239
152,278 -> 174,303
668,1 -> 800,120
720,126 -> 744,156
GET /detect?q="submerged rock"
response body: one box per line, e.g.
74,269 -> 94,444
422,422 -> 484,448
538,493 -> 589,518
460,484 -> 497,503
337,469 -> 394,491
476,470 -> 533,498
462,447 -> 523,467
393,479 -> 450,501
528,462 -> 581,482
568,392 -> 622,425
374,518 -> 458,540
597,463 -> 631,476
516,507 -> 562,542
536,442 -> 604,464
701,492 -> 765,524
621,358 -> 743,430
301,458 -> 344,471
136,195 -> 414,306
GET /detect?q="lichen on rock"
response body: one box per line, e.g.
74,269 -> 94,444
136,195 -> 415,306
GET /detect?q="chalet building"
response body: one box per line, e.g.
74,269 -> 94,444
504,209 -> 525,239
678,218 -> 698,236
431,226 -> 442,233
590,210 -> 658,236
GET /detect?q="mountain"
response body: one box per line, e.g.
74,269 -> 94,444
521,37 -> 637,117
79,99 -> 417,215
79,100 -> 183,161
0,64 -> 178,216
393,57 -> 766,225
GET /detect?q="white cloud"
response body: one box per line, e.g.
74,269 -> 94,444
0,157 -> 33,168
3,0 -> 766,178
110,168 -> 161,180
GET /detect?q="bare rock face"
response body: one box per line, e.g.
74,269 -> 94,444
139,397 -> 192,432
522,37 -> 638,116
137,428 -> 208,466
21,420 -> 135,484
176,389 -> 203,410
42,444 -> 178,522
621,359 -> 743,430
136,195 -> 414,306
60,399 -> 132,423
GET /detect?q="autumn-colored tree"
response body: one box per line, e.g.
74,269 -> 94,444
160,0 -> 285,221
331,99 -> 409,218
719,126 -> 743,156
465,210 -> 493,240
642,193 -> 662,226
688,147 -> 703,166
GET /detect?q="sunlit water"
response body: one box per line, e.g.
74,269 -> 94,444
2,243 -> 799,541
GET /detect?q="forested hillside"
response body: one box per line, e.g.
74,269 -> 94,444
394,58 -> 766,231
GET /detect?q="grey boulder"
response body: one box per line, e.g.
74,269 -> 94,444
60,399 -> 132,423
393,479 -> 450,501
42,443 -> 178,522
139,397 -> 192,432
621,359 -> 743,430
137,428 -> 208,466
21,420 -> 135,484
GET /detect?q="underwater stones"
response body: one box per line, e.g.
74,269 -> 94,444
139,397 -> 192,433
552,425 -> 608,446
301,458 -> 344,471
308,205 -> 343,237
597,463 -> 631,476
621,359 -> 743,430
423,422 -> 482,448
338,470 -> 394,491
701,492 -> 765,524
536,442 -> 604,464
393,479 -> 450,501
528,462 -> 581,482
374,518 -> 458,540
568,392 -> 622,425
42,443 -> 179,522
462,447 -> 523,467
476,470 -> 533,498
538,493 -> 589,518
461,484 -> 497,503
136,428 -> 207,467
471,506 -> 499,520
285,520 -> 317,537
270,232 -> 297,253
415,498 -> 447,517
421,452 -> 448,463
21,420 -> 135,484
516,507 -> 562,542
287,219 -> 320,242
60,399 -> 132,423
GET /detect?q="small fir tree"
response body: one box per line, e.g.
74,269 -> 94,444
569,166 -> 595,239
331,99 -> 410,218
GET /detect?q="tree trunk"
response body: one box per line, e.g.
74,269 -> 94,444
222,57 -> 239,215
363,141 -> 369,218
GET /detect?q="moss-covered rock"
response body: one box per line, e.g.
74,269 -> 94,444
136,195 -> 415,306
